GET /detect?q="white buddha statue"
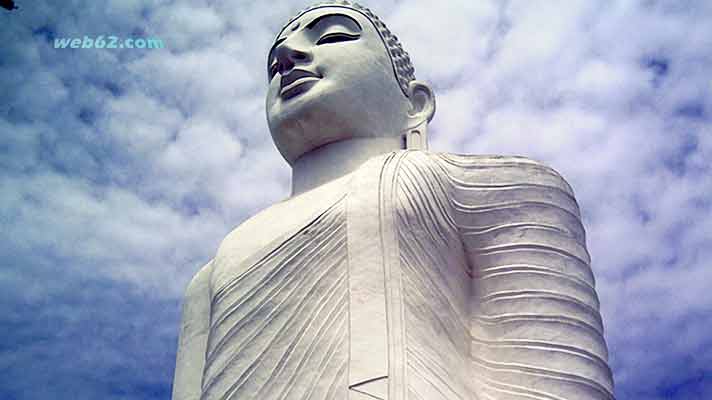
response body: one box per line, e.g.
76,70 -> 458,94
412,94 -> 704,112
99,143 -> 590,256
172,2 -> 615,400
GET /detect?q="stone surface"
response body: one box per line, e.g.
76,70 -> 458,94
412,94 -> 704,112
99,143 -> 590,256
172,2 -> 615,399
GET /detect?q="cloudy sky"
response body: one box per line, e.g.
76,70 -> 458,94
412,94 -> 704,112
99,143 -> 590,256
1,0 -> 711,398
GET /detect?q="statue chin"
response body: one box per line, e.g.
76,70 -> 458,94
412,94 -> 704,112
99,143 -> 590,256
268,83 -> 407,164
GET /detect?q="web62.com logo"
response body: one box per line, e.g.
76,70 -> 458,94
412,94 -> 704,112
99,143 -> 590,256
54,36 -> 164,49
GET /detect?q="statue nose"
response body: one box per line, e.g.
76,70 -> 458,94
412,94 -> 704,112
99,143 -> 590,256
275,43 -> 312,74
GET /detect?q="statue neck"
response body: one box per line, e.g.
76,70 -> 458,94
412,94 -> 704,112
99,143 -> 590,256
290,137 -> 404,196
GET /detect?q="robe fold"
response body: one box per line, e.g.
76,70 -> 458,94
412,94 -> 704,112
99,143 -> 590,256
172,151 -> 615,400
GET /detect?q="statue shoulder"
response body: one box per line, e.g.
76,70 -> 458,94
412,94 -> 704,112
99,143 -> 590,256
214,197 -> 304,261
418,152 -> 577,198
212,206 -> 277,271
184,259 -> 213,299
213,173 -> 349,281
354,150 -> 577,200
387,150 -> 559,169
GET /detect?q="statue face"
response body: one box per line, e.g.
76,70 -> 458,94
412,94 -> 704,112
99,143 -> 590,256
266,6 -> 411,164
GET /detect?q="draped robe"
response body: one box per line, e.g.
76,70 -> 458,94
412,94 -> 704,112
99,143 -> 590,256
172,151 -> 615,400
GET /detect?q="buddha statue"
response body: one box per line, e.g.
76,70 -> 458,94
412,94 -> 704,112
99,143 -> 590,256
172,2 -> 615,400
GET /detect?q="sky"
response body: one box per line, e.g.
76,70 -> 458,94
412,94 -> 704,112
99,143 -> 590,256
0,0 -> 711,399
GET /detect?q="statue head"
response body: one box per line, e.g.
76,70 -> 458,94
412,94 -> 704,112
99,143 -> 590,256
266,1 -> 436,165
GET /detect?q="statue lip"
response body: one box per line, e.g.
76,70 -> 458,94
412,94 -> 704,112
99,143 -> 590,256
280,69 -> 321,99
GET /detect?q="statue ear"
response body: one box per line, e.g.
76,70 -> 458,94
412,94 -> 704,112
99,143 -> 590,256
407,80 -> 436,123
404,81 -> 435,150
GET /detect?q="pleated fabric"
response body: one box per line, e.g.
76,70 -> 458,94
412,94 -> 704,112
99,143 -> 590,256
201,198 -> 349,400
430,153 -> 615,400
191,151 -> 614,400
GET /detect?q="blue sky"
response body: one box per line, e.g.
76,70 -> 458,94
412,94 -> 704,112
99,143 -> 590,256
1,0 -> 711,399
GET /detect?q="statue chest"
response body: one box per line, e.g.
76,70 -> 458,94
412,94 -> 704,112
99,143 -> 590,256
210,174 -> 351,295
200,152 -> 479,400
201,194 -> 351,400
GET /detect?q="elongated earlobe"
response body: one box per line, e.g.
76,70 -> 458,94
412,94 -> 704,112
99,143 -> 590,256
404,81 -> 435,149
404,120 -> 427,149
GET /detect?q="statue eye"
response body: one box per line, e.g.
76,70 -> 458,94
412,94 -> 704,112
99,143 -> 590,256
316,32 -> 359,45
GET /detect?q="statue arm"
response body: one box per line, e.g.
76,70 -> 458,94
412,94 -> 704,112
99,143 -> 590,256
172,261 -> 213,400
432,153 -> 615,400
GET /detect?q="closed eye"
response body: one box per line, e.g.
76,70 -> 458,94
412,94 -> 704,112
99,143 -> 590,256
316,32 -> 360,45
